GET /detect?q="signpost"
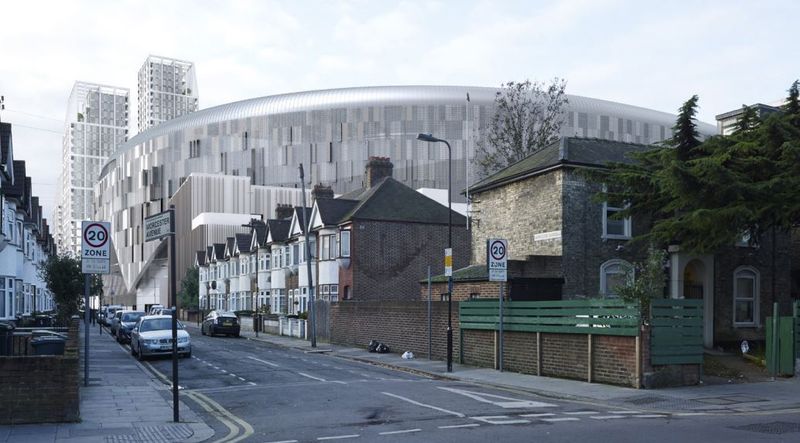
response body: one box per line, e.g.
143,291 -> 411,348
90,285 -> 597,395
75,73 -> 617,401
81,221 -> 111,387
144,208 -> 179,423
487,238 -> 508,371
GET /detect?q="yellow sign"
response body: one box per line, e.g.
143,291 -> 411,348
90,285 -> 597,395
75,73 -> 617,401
445,248 -> 452,276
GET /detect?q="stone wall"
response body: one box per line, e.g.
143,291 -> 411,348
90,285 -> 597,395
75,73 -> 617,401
0,319 -> 80,424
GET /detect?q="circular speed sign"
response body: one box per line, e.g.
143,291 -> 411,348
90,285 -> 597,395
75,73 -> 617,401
490,239 -> 507,261
83,223 -> 109,248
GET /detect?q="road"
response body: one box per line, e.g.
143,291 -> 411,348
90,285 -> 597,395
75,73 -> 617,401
114,326 -> 800,443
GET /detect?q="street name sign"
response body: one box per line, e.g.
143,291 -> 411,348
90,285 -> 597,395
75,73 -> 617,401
144,210 -> 174,242
487,238 -> 508,282
81,221 -> 111,274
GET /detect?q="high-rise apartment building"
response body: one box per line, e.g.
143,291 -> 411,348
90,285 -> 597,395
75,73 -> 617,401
55,81 -> 128,255
137,55 -> 198,132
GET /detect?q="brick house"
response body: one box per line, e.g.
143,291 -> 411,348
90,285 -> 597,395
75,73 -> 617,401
466,136 -> 792,348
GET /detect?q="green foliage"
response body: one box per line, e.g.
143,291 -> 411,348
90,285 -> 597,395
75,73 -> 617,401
179,266 -> 199,309
475,78 -> 568,177
614,247 -> 667,322
593,84 -> 800,254
733,104 -> 760,134
784,80 -> 800,119
37,255 -> 83,323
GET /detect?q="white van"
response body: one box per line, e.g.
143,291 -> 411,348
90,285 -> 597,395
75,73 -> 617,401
148,304 -> 165,315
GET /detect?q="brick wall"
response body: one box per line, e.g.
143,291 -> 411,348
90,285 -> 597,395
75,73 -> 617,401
422,281 -> 503,302
330,300 -> 460,361
0,319 -> 80,424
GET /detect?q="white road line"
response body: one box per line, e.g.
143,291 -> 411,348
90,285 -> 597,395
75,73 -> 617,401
247,356 -> 279,367
608,410 -> 642,414
541,417 -> 580,422
471,416 -> 530,425
229,373 -> 237,377
439,424 -> 480,429
590,415 -> 626,420
220,369 -> 228,373
317,435 -> 360,440
264,440 -> 298,443
331,381 -> 348,385
298,372 -> 327,382
520,413 -> 556,418
634,414 -> 669,418
381,392 -> 466,418
436,386 -> 556,409
379,429 -> 421,435
674,412 -> 709,416
564,411 -> 599,415
237,377 -> 246,381
248,382 -> 256,386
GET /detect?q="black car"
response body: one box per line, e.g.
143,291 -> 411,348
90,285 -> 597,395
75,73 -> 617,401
115,311 -> 146,344
201,310 -> 241,337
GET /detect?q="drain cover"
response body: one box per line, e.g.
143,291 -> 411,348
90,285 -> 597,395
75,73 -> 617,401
732,422 -> 800,435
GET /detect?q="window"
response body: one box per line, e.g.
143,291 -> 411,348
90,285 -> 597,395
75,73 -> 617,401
603,201 -> 631,239
600,259 -> 632,298
322,236 -> 330,260
340,230 -> 351,257
734,267 -> 759,326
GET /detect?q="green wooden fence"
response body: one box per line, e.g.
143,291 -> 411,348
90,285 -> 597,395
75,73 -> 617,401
650,299 -> 704,365
794,301 -> 799,360
459,299 -> 640,336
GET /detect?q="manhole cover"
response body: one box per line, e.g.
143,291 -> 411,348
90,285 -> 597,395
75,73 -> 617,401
732,422 -> 800,435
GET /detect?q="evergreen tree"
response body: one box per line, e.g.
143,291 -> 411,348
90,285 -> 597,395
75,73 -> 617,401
37,255 -> 84,323
733,104 -> 759,134
668,95 -> 701,161
783,80 -> 800,127
179,266 -> 199,310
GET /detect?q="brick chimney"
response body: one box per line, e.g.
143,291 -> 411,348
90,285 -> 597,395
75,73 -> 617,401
312,184 -> 334,201
363,156 -> 393,189
275,203 -> 294,219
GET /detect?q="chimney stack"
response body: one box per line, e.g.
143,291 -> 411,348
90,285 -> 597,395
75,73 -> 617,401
275,203 -> 294,219
312,184 -> 334,201
363,156 -> 393,189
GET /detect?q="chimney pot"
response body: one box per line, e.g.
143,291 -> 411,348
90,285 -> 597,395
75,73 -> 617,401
363,156 -> 393,188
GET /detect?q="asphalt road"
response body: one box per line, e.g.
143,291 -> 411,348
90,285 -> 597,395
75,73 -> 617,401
119,327 -> 800,443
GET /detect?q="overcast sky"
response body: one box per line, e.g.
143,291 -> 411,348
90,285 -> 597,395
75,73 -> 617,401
0,0 -> 797,222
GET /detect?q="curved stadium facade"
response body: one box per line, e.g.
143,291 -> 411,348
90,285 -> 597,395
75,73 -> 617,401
95,85 -> 716,304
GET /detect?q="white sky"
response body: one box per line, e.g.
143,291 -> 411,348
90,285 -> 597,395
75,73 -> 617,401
0,0 -> 797,223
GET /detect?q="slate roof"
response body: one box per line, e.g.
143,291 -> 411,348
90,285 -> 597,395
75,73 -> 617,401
339,177 -> 466,226
235,233 -> 251,254
293,207 -> 313,231
6,160 -> 26,199
267,219 -> 291,243
212,243 -> 225,260
0,122 -> 12,181
470,137 -> 654,194
225,237 -> 235,257
315,198 -> 358,226
251,220 -> 267,248
196,251 -> 206,266
206,246 -> 214,262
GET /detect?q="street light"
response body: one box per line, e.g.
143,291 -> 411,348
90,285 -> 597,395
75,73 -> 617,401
417,133 -> 453,372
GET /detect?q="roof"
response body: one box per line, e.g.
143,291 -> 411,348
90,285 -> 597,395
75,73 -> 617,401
0,122 -> 13,181
715,103 -> 782,121
293,207 -> 313,232
340,177 -> 466,226
5,160 -> 27,199
195,251 -> 206,266
267,219 -> 291,243
252,220 -> 267,247
225,237 -> 235,257
235,233 -> 250,254
315,198 -> 358,226
470,137 -> 654,194
212,243 -> 225,261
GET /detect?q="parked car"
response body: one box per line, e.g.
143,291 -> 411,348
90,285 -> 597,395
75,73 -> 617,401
130,315 -> 191,360
101,305 -> 124,326
109,311 -> 124,336
114,310 -> 145,344
148,305 -> 165,315
201,311 -> 241,337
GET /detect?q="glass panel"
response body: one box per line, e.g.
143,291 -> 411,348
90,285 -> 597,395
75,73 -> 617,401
736,276 -> 754,300
735,300 -> 754,323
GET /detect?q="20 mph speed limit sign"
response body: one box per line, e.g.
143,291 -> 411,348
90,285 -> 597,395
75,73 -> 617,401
487,238 -> 508,282
82,221 -> 111,274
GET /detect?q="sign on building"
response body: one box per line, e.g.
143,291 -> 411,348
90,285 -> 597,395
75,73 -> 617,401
81,221 -> 111,274
144,210 -> 174,242
487,238 -> 508,282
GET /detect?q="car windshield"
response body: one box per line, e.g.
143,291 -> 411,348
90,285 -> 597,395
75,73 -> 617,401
139,318 -> 172,332
122,312 -> 144,322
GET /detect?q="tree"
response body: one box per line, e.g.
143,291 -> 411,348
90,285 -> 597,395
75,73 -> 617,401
179,266 -> 199,310
475,78 -> 568,177
37,255 -> 83,323
614,247 -> 668,323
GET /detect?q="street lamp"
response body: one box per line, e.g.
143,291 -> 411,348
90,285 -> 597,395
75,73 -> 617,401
417,133 -> 453,372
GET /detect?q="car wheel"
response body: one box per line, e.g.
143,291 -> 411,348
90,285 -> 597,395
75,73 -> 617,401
130,343 -> 137,357
209,326 -> 215,337
234,332 -> 240,338
201,325 -> 206,336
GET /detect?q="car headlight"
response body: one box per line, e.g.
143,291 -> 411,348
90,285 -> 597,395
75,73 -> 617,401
144,339 -> 160,345
178,337 -> 189,343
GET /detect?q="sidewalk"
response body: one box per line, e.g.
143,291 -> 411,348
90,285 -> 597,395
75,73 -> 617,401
239,328 -> 800,415
0,323 -> 214,443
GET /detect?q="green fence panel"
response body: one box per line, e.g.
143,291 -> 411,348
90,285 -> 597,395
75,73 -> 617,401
650,299 -> 704,365
459,299 -> 640,337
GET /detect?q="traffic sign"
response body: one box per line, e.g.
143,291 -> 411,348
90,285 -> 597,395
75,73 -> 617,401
144,210 -> 174,242
487,238 -> 508,282
444,248 -> 453,277
82,221 -> 111,274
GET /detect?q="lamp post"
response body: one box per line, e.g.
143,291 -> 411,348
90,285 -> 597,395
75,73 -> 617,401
417,133 -> 453,372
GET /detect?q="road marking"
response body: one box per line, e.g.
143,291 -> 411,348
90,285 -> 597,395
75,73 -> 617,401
379,429 -> 421,435
541,417 -> 580,422
634,414 -> 669,418
247,356 -> 279,367
264,440 -> 298,443
437,386 -> 556,409
248,382 -> 256,386
189,390 -> 255,443
608,410 -> 641,414
220,369 -> 228,373
229,373 -> 237,377
674,412 -> 709,416
298,372 -> 327,382
332,381 -> 348,385
185,391 -> 240,443
237,377 -> 246,381
381,392 -> 465,418
439,424 -> 480,429
564,411 -> 599,415
317,435 -> 360,440
520,413 -> 556,417
590,415 -> 626,420
471,415 -> 530,425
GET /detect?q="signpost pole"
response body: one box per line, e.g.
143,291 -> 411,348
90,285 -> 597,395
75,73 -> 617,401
169,206 -> 179,423
84,274 -> 90,387
81,220 -> 111,386
487,238 -> 508,373
499,282 -> 504,372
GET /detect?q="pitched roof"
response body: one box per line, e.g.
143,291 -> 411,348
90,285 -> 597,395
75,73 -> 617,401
294,207 -> 313,232
340,177 -> 466,226
470,137 -> 654,194
235,233 -> 250,254
225,237 -> 235,258
252,220 -> 267,247
212,243 -> 225,261
0,122 -> 13,181
6,160 -> 26,199
206,246 -> 214,262
267,219 -> 291,243
315,198 -> 358,226
196,251 -> 206,266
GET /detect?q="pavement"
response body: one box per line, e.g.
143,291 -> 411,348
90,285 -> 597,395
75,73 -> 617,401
0,322 -> 215,443
238,328 -> 800,416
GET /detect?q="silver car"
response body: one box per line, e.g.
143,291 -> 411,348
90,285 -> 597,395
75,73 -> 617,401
130,315 -> 191,360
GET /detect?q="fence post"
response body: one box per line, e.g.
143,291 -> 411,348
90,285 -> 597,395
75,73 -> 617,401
587,334 -> 593,383
536,332 -> 541,376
